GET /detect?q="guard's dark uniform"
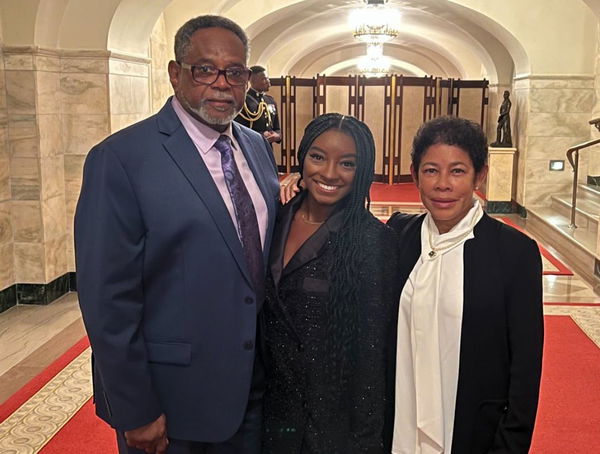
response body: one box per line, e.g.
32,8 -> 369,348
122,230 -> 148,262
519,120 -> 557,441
236,88 -> 281,143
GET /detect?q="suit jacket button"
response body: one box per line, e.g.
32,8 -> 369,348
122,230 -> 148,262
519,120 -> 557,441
245,297 -> 254,305
244,341 -> 254,350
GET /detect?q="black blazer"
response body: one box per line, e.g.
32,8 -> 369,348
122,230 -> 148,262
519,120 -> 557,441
388,213 -> 544,453
261,195 -> 400,453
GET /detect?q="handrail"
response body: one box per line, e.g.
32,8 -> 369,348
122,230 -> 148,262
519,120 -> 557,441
567,137 -> 600,228
566,138 -> 600,169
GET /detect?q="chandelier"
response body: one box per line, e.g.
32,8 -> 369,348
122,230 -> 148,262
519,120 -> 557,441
357,43 -> 390,77
349,0 -> 401,44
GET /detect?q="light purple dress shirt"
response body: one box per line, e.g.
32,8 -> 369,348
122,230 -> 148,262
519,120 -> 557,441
171,97 -> 268,248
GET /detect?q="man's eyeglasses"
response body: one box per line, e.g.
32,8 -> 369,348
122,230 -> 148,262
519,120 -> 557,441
178,62 -> 251,86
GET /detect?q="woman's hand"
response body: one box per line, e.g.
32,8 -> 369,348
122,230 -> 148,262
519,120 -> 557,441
279,173 -> 302,204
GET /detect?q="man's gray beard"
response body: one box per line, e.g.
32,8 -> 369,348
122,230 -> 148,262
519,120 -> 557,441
182,97 -> 239,126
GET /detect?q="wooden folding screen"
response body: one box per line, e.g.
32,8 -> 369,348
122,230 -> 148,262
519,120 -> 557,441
268,75 -> 488,180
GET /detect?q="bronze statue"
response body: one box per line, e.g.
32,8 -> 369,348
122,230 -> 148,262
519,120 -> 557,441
491,90 -> 512,147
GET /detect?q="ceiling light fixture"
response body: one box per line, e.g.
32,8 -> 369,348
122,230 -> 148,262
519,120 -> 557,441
357,43 -> 391,77
349,0 -> 401,44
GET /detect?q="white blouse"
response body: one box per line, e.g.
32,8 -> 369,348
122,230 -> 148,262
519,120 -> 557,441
392,200 -> 483,454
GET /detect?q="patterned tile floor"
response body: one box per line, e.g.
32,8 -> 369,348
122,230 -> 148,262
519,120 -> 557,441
0,205 -> 599,452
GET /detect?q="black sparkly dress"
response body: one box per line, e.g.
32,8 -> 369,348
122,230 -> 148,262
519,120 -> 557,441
261,195 -> 399,454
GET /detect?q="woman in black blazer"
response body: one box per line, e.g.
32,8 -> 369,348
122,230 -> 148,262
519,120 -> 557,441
388,116 -> 543,453
261,113 -> 399,453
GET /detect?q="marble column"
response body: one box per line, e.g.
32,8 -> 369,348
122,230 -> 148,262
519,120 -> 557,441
150,13 -> 172,114
61,51 -> 111,273
512,75 -> 594,208
109,54 -> 151,133
0,44 -> 14,303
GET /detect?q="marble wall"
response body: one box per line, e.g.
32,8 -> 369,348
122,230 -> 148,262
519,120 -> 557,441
109,54 -> 151,133
589,30 -> 600,177
513,76 -> 594,207
61,51 -> 111,272
0,47 -> 116,288
150,14 -> 172,113
0,29 -> 166,293
0,44 -> 14,291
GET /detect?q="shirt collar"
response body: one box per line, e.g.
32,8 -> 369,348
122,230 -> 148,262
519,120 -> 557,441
171,96 -> 236,154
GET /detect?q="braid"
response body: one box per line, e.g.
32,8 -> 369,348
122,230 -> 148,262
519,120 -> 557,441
297,113 -> 376,381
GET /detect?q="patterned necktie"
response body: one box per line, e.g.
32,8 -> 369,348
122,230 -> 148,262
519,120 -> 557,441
213,135 -> 264,299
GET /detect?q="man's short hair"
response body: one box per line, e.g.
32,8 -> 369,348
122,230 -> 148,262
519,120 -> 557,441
250,65 -> 266,75
174,15 -> 249,62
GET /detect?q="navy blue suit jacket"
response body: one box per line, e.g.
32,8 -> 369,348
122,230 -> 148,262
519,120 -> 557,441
74,98 -> 280,441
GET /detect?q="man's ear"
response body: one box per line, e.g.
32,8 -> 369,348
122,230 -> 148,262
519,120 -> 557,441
168,60 -> 180,90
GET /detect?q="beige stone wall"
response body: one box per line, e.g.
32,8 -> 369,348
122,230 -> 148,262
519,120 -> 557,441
0,47 -> 112,288
150,14 -> 172,113
589,24 -> 600,177
109,55 -> 151,133
0,44 -> 14,290
513,76 -> 594,207
61,52 -> 111,273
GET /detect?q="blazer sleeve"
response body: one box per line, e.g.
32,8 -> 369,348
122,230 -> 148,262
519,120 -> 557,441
351,220 -> 400,453
74,144 -> 162,431
490,232 -> 544,453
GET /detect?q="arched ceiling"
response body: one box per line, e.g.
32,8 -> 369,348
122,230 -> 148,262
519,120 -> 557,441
240,0 -> 500,81
0,0 -> 596,85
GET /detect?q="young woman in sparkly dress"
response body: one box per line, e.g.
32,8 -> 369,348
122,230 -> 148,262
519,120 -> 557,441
261,113 -> 399,453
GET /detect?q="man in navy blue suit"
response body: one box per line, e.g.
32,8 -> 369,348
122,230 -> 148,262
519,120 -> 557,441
75,15 -> 280,454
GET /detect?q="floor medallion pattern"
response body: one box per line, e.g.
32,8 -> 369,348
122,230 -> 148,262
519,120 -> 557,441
0,349 -> 91,453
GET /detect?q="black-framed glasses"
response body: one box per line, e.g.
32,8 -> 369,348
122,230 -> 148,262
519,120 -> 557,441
178,62 -> 251,86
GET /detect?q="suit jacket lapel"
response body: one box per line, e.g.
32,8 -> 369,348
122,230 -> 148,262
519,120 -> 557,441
158,100 -> 252,288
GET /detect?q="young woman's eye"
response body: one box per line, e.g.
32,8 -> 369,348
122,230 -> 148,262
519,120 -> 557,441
308,152 -> 323,161
341,161 -> 356,168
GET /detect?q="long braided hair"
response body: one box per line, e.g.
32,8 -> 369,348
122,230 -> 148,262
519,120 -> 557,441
297,113 -> 376,378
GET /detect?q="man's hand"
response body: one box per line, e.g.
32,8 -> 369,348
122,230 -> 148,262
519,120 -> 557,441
263,130 -> 281,143
124,413 -> 168,454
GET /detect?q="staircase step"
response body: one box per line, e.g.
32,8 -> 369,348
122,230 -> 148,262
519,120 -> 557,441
550,195 -> 600,231
579,183 -> 600,200
526,206 -> 599,285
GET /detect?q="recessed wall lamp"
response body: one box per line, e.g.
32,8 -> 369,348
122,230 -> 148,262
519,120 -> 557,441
549,160 -> 565,171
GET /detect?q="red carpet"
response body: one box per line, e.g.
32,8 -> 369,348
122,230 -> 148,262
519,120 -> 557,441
369,182 -> 421,203
4,316 -> 600,452
500,217 -> 573,276
530,315 -> 600,453
0,336 -> 89,423
39,399 -> 117,454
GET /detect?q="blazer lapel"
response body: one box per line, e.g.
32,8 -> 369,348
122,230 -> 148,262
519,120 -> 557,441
158,100 -> 252,288
273,195 -> 345,280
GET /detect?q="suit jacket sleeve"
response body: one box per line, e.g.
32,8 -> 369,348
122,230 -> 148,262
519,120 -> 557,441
490,233 -> 544,453
75,144 -> 162,431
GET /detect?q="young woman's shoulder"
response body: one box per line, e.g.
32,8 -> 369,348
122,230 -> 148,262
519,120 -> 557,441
361,211 -> 394,235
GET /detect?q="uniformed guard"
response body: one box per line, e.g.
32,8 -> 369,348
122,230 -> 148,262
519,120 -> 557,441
236,65 -> 282,145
